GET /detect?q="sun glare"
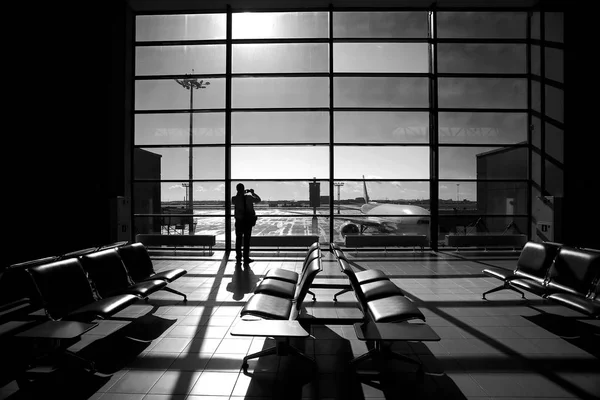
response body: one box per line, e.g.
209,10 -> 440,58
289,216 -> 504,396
233,12 -> 276,39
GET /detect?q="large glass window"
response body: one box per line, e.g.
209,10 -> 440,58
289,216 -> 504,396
132,8 -> 554,250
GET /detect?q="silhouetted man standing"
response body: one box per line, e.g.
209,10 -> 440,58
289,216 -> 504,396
232,183 -> 261,265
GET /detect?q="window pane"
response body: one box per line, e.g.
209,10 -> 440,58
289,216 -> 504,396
334,181 -> 430,214
193,147 -> 225,179
232,112 -> 329,144
334,147 -> 430,179
545,85 -> 564,123
545,161 -> 563,197
136,45 -> 225,76
532,150 -> 541,186
545,48 -> 563,83
333,11 -> 428,38
232,78 -> 329,108
134,147 -> 224,180
531,12 -> 540,40
439,181 -> 527,215
233,44 -> 328,73
135,113 -> 225,145
438,113 -> 527,144
437,12 -> 526,38
232,12 -> 328,39
232,146 -> 329,179
335,112 -> 429,143
135,79 -> 225,110
229,181 -> 330,214
531,80 -> 541,113
531,45 -> 541,76
334,43 -> 429,73
438,44 -> 526,74
438,78 -> 527,109
335,77 -> 428,108
136,14 -> 226,41
531,116 -> 541,150
544,12 -> 564,43
439,146 -> 527,179
133,181 -> 225,214
439,216 -> 528,241
440,181 -> 476,203
545,122 -> 563,163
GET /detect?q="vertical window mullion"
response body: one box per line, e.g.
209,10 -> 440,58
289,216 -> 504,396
225,6 -> 232,250
329,5 -> 335,245
429,8 -> 439,251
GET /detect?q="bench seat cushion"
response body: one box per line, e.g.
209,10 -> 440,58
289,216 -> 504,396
361,280 -> 405,302
65,294 -> 139,322
356,270 -> 388,285
367,295 -> 425,323
147,269 -> 187,283
124,279 -> 168,298
264,269 -> 299,284
547,293 -> 599,318
483,267 -> 516,281
254,279 -> 296,299
241,293 -> 293,320
509,278 -> 550,297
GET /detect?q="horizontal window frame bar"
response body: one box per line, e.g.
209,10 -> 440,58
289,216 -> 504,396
135,108 -> 529,113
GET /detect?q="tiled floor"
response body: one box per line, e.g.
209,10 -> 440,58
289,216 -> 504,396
1,249 -> 599,400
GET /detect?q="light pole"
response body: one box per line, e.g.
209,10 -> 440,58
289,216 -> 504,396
456,183 -> 460,202
181,182 -> 189,204
333,182 -> 344,214
174,70 -> 210,235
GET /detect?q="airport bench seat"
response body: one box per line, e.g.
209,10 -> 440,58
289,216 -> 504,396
543,247 -> 599,318
330,243 -> 391,301
482,241 -> 561,299
263,242 -> 320,283
344,234 -> 427,251
117,242 -> 188,301
330,243 -> 435,377
26,258 -> 138,323
255,243 -> 320,300
237,255 -> 323,370
79,248 -> 167,300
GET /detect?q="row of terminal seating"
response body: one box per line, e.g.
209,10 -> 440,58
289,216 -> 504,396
482,241 -> 599,318
236,241 -> 437,378
0,242 -> 188,388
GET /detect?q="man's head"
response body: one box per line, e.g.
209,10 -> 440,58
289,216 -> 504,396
236,183 -> 245,193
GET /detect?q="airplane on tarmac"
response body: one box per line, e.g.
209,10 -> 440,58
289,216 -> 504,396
339,176 -> 431,238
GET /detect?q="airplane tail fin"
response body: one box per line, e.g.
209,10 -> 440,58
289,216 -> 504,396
362,175 -> 370,204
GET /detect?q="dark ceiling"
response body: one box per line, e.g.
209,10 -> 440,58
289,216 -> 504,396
127,0 -> 567,12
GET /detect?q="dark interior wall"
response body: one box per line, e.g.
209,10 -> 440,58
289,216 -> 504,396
5,1 -> 130,266
563,10 -> 599,249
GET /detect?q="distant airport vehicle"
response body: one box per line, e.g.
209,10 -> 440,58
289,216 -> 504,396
339,176 -> 431,238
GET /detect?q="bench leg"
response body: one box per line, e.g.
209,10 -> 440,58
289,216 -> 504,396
333,287 -> 351,302
241,337 -> 314,371
162,287 -> 188,302
482,282 -> 525,300
350,341 -> 423,379
307,290 -> 317,302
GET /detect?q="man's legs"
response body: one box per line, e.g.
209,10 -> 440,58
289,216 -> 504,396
235,225 -> 244,262
243,226 -> 252,263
